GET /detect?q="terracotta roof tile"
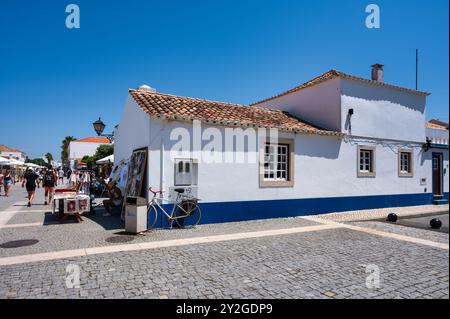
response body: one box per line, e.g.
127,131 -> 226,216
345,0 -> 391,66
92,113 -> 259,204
427,120 -> 449,130
0,145 -> 23,153
75,137 -> 111,143
252,69 -> 430,105
129,89 -> 342,136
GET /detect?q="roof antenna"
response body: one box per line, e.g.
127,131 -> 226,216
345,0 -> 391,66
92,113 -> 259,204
415,49 -> 419,90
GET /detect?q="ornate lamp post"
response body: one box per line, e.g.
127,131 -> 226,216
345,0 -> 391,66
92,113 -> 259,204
92,117 -> 114,141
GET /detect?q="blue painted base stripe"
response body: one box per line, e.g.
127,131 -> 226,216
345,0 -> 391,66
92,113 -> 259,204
150,193 -> 446,228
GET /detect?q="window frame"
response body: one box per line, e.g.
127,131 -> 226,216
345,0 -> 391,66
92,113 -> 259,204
357,145 -> 376,177
174,158 -> 196,186
398,149 -> 414,177
259,138 -> 294,188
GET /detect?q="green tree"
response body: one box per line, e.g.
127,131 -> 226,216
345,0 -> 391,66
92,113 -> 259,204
61,136 -> 77,164
94,144 -> 114,161
80,155 -> 96,168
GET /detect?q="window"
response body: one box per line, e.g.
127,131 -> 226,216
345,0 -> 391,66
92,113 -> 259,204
359,150 -> 372,173
264,144 -> 288,181
357,146 -> 376,177
398,150 -> 413,177
260,139 -> 294,187
174,159 -> 197,186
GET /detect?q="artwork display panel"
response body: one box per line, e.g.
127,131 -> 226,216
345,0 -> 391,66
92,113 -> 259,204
124,148 -> 148,198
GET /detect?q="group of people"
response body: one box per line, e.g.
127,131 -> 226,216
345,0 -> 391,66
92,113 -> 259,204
22,165 -> 60,207
2,165 -> 124,219
68,170 -> 94,194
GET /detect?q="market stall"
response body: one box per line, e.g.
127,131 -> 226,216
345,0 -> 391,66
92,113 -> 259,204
52,170 -> 94,222
96,154 -> 114,177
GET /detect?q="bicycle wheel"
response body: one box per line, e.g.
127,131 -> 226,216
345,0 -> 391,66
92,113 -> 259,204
175,201 -> 201,228
147,205 -> 158,229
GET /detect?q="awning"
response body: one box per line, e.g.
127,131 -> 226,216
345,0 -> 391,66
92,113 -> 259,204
7,159 -> 25,166
0,156 -> 10,164
96,154 -> 114,164
24,163 -> 40,168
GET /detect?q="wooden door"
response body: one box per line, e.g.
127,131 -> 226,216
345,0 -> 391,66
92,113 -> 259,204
432,153 -> 442,197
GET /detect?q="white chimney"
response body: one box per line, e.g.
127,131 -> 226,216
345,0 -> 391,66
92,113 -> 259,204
371,64 -> 384,83
138,84 -> 156,92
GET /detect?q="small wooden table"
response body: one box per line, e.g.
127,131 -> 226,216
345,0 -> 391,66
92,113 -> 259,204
52,193 -> 90,223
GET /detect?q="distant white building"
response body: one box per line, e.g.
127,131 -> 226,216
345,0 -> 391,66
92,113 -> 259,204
68,137 -> 111,168
0,145 -> 26,162
114,64 -> 449,227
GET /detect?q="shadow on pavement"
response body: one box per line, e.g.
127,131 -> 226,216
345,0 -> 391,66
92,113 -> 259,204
374,212 -> 450,234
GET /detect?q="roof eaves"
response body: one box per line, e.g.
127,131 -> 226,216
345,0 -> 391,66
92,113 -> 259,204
149,113 -> 343,137
251,69 -> 430,106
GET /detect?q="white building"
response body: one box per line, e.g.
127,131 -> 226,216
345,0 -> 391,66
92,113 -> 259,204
68,137 -> 111,168
114,64 -> 449,227
0,145 -> 26,162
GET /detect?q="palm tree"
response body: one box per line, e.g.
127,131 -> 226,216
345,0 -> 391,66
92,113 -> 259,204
61,136 -> 77,165
45,153 -> 54,164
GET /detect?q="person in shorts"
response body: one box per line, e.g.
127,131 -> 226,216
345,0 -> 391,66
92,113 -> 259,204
0,171 -> 4,195
22,168 -> 39,207
3,170 -> 14,197
43,165 -> 58,205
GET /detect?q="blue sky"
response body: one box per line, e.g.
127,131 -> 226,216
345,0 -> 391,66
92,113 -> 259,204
0,0 -> 448,160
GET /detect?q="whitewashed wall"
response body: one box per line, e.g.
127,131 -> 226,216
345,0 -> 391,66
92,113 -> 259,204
340,79 -> 427,142
113,96 -> 151,166
68,141 -> 110,160
255,78 -> 342,131
146,118 -> 434,204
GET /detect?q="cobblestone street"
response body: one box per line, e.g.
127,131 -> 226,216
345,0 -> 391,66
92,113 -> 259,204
0,185 -> 448,299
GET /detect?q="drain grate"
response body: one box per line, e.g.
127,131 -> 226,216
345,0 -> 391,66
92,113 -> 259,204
0,239 -> 39,249
105,235 -> 135,243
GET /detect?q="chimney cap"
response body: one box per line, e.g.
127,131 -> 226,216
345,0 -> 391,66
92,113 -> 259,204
371,63 -> 384,69
138,84 -> 156,92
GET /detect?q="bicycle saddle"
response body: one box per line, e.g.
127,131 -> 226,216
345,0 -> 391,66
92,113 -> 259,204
174,188 -> 185,194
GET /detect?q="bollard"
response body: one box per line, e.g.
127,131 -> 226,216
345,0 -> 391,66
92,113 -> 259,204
430,218 -> 442,229
386,213 -> 398,222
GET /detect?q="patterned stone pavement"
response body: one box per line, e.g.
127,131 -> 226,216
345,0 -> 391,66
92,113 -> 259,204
0,228 -> 447,299
0,185 -> 448,299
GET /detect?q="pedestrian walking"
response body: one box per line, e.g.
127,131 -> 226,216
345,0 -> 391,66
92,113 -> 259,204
3,170 -> 14,197
0,171 -> 4,195
58,168 -> 64,185
36,168 -> 44,188
43,165 -> 58,205
22,168 -> 39,207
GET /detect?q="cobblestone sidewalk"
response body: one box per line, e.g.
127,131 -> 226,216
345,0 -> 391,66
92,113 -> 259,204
315,204 -> 449,222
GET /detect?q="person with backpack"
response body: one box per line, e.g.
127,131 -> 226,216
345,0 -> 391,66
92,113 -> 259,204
43,165 -> 58,205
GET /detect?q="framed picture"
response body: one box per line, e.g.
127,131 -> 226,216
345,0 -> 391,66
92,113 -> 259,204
65,199 -> 78,214
124,148 -> 148,198
78,198 -> 89,211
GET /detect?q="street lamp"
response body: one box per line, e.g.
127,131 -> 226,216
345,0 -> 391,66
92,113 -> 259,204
92,117 -> 114,141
